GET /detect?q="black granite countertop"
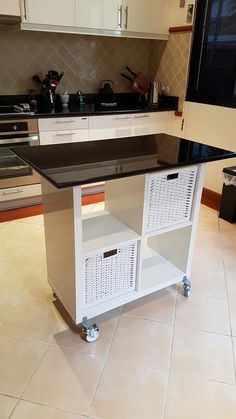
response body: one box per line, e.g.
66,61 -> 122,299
12,134 -> 236,189
0,93 -> 178,119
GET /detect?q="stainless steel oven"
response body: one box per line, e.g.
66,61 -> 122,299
0,118 -> 40,193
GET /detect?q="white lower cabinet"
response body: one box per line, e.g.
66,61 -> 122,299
39,117 -> 89,145
42,162 -> 205,333
89,112 -> 169,141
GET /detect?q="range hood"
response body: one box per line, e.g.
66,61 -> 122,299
0,14 -> 21,24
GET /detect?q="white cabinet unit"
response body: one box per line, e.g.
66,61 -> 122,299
20,0 -> 168,39
89,114 -> 132,140
42,163 -> 204,328
0,0 -> 20,16
123,0 -> 168,38
76,0 -> 122,31
39,117 -> 89,145
22,0 -> 76,26
89,112 -> 170,141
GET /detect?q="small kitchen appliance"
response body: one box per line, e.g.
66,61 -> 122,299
147,81 -> 159,105
99,80 -> 117,107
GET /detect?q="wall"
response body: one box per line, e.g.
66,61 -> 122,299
155,30 -> 192,111
166,0 -> 196,27
184,102 -> 236,193
0,25 -> 165,95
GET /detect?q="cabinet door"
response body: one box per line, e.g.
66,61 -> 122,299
89,115 -> 132,140
0,0 -> 20,15
131,112 -> 169,136
25,0 -> 76,26
123,0 -> 168,35
40,130 -> 89,145
76,0 -> 122,31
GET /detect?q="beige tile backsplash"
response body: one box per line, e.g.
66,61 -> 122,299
0,25 -> 164,95
155,31 -> 192,110
0,26 -> 191,109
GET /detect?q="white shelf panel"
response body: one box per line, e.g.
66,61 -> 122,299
82,213 -> 140,256
140,245 -> 185,293
143,220 -> 193,238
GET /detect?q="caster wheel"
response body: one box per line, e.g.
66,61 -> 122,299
183,287 -> 191,297
82,324 -> 100,343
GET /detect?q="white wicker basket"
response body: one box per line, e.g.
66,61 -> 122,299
83,242 -> 137,306
144,166 -> 197,232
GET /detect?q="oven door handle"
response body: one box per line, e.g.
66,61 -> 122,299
0,135 -> 39,145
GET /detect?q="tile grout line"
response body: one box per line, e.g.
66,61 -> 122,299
87,306 -> 123,417
8,342 -> 49,419
163,285 -> 178,419
218,217 -> 236,385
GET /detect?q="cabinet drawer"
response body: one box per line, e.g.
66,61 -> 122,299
89,115 -> 132,140
40,130 -> 89,145
131,112 -> 169,136
38,117 -> 89,132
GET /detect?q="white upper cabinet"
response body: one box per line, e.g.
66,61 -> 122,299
123,0 -> 168,37
0,0 -> 20,16
76,0 -> 122,31
23,0 -> 76,26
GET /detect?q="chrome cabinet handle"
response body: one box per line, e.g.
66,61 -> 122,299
55,132 -> 76,136
55,120 -> 76,124
2,188 -> 23,196
114,116 -> 131,120
118,5 -> 122,28
125,6 -> 128,29
134,115 -> 150,119
20,0 -> 27,21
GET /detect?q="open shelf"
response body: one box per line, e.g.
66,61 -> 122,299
139,245 -> 185,293
82,213 -> 140,256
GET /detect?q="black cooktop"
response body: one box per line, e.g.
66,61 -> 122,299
12,133 -> 236,189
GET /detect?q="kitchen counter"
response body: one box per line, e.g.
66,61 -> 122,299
12,133 -> 236,188
0,93 -> 178,120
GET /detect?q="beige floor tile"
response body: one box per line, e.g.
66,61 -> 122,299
26,279 -> 53,300
11,400 -> 86,419
228,299 -> 236,336
0,221 -> 8,229
109,316 -> 173,369
175,293 -> 230,334
192,242 -> 224,272
226,270 -> 236,300
0,293 -> 21,326
197,216 -> 219,232
23,345 -> 104,415
221,232 -> 236,252
171,326 -> 235,384
1,296 -> 62,343
219,218 -> 236,234
190,267 -> 227,299
9,242 -> 47,269
0,335 -> 46,397
0,239 -> 24,263
0,394 -> 18,419
24,226 -> 45,245
90,358 -> 168,419
122,286 -> 176,324
223,250 -> 236,272
0,221 -> 41,241
81,204 -> 96,215
199,205 -> 218,218
15,214 -> 44,225
195,230 -> 221,249
0,263 -> 42,296
165,372 -> 236,419
51,307 -> 120,356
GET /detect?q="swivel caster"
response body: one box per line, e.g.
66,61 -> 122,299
182,276 -> 191,298
81,317 -> 100,343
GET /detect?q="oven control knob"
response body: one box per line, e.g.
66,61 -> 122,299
12,125 -> 18,131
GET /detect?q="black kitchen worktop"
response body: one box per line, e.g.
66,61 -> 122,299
12,134 -> 236,189
0,93 -> 178,119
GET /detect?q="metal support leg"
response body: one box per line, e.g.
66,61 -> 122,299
81,317 -> 99,342
182,275 -> 191,297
